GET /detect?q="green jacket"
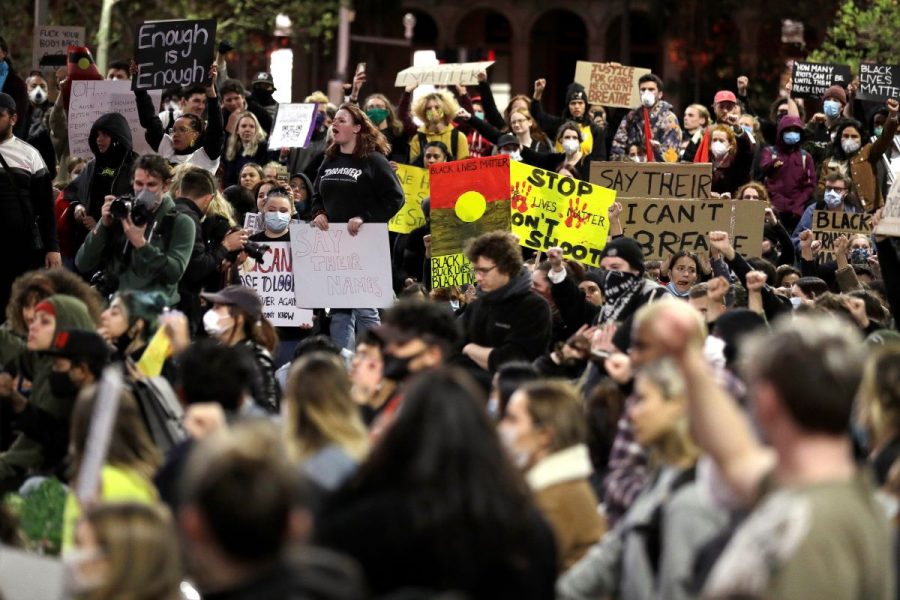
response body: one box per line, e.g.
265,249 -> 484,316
0,295 -> 96,481
75,195 -> 196,305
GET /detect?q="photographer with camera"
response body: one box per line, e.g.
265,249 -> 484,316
75,154 -> 196,306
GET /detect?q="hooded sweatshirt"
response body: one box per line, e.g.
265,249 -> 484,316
760,115 -> 817,216
0,294 -> 96,480
458,268 -> 552,372
71,112 -> 138,222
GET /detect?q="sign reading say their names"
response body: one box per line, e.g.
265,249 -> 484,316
858,63 -> 900,103
812,210 -> 873,263
290,223 -> 394,309
389,164 -> 429,234
133,19 -> 217,91
268,103 -> 318,149
790,61 -> 852,99
590,162 -> 713,199
574,61 -> 651,109
68,80 -> 160,159
238,241 -> 314,327
510,161 -> 616,267
395,61 -> 494,87
33,26 -> 84,69
621,198 -> 765,260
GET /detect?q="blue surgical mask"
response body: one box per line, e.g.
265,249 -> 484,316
741,125 -> 753,135
265,211 -> 291,232
874,126 -> 884,138
783,131 -> 801,145
474,111 -> 485,121
824,189 -> 844,208
823,100 -> 841,119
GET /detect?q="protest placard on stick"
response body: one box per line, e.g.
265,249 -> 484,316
574,61 -> 650,108
133,19 -> 217,91
389,164 -> 429,234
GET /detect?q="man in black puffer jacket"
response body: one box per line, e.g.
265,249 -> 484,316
457,231 -> 552,385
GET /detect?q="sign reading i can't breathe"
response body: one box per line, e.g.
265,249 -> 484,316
790,61 -> 852,99
858,63 -> 900,102
132,19 -> 217,91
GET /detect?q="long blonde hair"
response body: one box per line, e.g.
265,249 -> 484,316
225,111 -> 267,161
81,502 -> 183,600
284,352 -> 369,462
636,358 -> 700,467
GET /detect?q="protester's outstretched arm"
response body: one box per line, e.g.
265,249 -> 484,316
645,301 -> 775,505
202,65 -> 224,160
476,72 -> 504,129
133,89 -> 164,151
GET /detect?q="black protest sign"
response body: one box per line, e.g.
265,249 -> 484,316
590,162 -> 712,199
133,19 -> 217,91
790,62 -> 852,99
858,63 -> 900,102
621,198 -> 764,260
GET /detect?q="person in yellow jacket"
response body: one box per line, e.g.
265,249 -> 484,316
408,90 -> 470,164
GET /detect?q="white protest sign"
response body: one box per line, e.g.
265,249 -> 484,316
68,80 -> 161,159
395,61 -> 494,87
268,103 -> 318,149
876,178 -> 900,237
75,367 -> 124,504
290,222 -> 394,309
243,212 -> 262,235
238,241 -> 314,327
33,26 -> 84,69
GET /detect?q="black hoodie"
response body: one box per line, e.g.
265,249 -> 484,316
71,112 -> 138,223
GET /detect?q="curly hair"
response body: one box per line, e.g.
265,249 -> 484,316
6,269 -> 103,335
412,90 -> 460,127
225,111 -> 267,161
324,103 -> 391,160
464,231 -> 523,277
710,124 -> 737,158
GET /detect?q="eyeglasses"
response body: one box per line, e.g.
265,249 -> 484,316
172,127 -> 195,134
824,185 -> 846,192
472,264 -> 497,276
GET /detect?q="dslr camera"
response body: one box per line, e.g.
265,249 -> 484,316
109,193 -> 152,227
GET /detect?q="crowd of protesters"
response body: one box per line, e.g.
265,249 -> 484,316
1,28 -> 900,599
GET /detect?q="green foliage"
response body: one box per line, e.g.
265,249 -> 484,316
809,0 -> 900,71
3,478 -> 67,555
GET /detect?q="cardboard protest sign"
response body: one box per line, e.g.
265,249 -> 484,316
790,61 -> 852,99
268,103 -> 318,149
574,61 -> 651,109
621,198 -> 765,260
429,155 -> 511,288
858,63 -> 900,102
812,210 -> 873,263
590,162 -> 713,199
33,26 -> 84,69
68,79 -> 160,158
133,19 -> 217,91
389,164 -> 429,234
238,241 -> 314,326
509,161 -> 616,266
875,178 -> 900,237
395,61 -> 494,87
290,223 -> 393,309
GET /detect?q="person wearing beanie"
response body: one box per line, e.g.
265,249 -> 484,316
611,73 -> 682,162
530,79 -> 607,160
595,236 -> 668,327
804,83 -> 852,165
0,91 -> 61,313
0,294 -> 97,492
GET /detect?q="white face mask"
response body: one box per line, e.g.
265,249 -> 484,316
790,296 -> 803,309
562,139 -> 580,155
506,150 -> 522,162
711,140 -> 729,158
630,155 -> 644,163
841,138 -> 861,155
202,309 -> 232,337
28,87 -> 47,105
498,425 -> 531,470
640,90 -> 656,108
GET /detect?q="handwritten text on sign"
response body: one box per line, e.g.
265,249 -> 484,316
133,19 -> 217,91
574,62 -> 650,109
68,80 -> 160,158
509,161 -> 616,267
812,210 -> 873,263
238,242 -> 313,327
389,164 -> 429,234
394,61 -> 494,87
858,63 -> 900,103
590,162 -> 712,199
622,198 -> 765,260
290,223 -> 393,309
33,26 -> 84,69
431,254 -> 474,289
790,61 -> 852,99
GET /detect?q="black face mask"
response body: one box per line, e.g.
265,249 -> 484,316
49,370 -> 80,398
114,332 -> 133,357
382,348 -> 428,382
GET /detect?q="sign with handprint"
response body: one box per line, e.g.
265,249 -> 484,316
510,161 -> 616,267
429,155 -> 511,288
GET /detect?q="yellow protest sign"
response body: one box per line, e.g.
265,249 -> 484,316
509,161 -> 616,267
136,326 -> 172,377
389,164 -> 429,234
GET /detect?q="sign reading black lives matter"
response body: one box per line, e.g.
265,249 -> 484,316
132,19 -> 217,91
858,63 -> 900,102
790,61 -> 852,99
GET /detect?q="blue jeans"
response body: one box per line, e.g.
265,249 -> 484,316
329,308 -> 380,351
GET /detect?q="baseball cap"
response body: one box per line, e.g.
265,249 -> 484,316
251,72 -> 276,89
713,90 -> 737,105
497,133 -> 518,149
45,329 -> 111,363
201,285 -> 263,321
